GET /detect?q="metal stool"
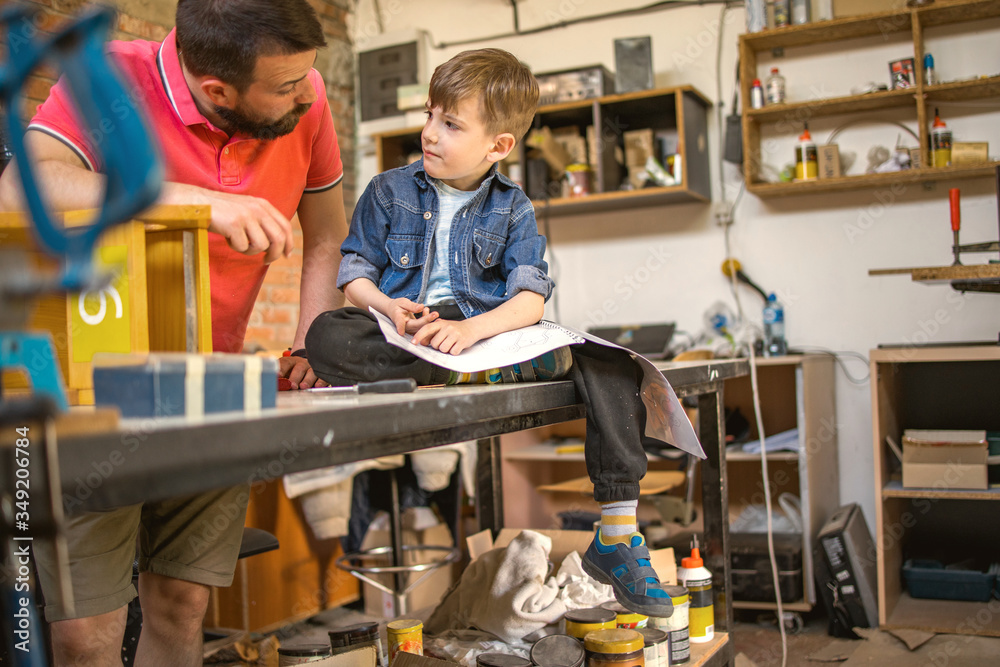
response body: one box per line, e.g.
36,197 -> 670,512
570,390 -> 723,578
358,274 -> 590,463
335,468 -> 460,616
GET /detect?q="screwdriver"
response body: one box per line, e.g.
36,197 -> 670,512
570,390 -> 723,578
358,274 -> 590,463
306,378 -> 418,395
950,187 -> 962,266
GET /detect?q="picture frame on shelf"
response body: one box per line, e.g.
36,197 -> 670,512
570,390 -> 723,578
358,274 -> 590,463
888,57 -> 916,90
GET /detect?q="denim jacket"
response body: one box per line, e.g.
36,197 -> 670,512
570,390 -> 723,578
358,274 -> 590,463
338,159 -> 553,318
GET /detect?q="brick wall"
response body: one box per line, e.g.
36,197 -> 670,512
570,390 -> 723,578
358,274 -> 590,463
7,0 -> 355,352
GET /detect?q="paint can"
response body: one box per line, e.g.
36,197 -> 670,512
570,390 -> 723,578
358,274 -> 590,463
278,644 -> 333,665
530,634 -> 586,667
386,619 -> 423,664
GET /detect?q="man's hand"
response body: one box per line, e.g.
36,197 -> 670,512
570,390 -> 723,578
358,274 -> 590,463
387,297 -> 439,335
279,355 -> 328,389
411,319 -> 481,355
164,183 -> 294,264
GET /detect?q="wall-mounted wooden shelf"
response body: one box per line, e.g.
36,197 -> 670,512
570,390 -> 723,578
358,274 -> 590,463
739,0 -> 1000,198
748,161 -> 1000,197
372,86 -> 713,215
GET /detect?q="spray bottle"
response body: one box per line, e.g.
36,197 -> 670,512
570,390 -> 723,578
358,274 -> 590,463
794,123 -> 818,181
677,537 -> 714,644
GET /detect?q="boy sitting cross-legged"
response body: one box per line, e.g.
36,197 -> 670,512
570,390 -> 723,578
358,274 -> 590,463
305,47 -> 674,617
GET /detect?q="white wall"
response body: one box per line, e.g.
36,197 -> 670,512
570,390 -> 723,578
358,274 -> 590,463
350,0 -> 1000,527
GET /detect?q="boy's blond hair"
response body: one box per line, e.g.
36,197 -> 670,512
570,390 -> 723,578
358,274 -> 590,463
428,48 -> 539,141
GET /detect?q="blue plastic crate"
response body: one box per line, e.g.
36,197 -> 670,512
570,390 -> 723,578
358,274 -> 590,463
903,559 -> 996,603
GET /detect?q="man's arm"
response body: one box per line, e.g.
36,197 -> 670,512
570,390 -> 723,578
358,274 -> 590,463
293,183 -> 348,349
0,130 -> 296,263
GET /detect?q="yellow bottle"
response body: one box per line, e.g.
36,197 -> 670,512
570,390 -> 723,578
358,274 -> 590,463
794,124 -> 818,181
677,544 -> 715,644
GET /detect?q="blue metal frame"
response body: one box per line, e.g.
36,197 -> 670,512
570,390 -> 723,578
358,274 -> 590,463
0,5 -> 162,291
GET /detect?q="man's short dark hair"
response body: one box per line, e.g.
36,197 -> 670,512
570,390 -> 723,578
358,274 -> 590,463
176,0 -> 326,91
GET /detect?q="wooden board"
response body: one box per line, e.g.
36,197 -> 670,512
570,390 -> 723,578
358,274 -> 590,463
536,470 -> 685,496
869,263 -> 1000,281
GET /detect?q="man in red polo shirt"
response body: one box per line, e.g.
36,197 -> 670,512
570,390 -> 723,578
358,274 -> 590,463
0,0 -> 347,664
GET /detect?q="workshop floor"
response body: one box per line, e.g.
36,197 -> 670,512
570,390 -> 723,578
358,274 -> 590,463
205,601 -> 1000,667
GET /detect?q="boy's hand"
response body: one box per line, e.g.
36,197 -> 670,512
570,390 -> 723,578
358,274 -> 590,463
388,297 -> 439,335
411,319 -> 481,355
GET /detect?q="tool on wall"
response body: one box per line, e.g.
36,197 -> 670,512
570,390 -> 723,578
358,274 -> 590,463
721,258 -> 769,301
0,6 -> 162,663
869,166 -> 1000,294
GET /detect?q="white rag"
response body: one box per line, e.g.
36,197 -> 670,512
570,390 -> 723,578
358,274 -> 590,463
425,530 -> 613,643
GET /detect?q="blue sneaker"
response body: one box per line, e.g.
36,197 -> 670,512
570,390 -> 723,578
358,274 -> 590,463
582,529 -> 674,618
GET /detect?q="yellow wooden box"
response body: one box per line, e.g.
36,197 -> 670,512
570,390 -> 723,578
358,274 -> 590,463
0,205 -> 213,405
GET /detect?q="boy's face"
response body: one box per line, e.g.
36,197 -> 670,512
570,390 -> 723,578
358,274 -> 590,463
421,97 -> 510,191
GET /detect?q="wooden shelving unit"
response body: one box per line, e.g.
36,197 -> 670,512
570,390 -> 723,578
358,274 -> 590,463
739,0 -> 1000,197
870,345 -> 1000,637
723,354 -> 839,613
372,86 -> 712,215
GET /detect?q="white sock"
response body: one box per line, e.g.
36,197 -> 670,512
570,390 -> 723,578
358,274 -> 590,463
599,499 -> 639,544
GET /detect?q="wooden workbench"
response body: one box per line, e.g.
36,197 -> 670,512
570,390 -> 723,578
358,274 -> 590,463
46,358 -> 748,665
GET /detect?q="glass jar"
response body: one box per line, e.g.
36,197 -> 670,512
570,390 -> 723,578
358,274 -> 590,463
564,608 -> 617,641
583,629 -> 645,667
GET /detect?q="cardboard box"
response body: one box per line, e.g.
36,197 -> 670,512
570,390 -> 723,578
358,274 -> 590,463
551,127 -> 589,166
833,0 -> 908,18
624,128 -> 655,168
902,430 -> 988,490
468,528 -> 676,585
818,144 -> 841,179
360,511 -> 458,617
952,142 -> 989,166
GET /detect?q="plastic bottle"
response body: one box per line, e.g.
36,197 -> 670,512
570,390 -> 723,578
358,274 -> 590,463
765,67 -> 786,105
677,542 -> 714,644
930,108 -> 952,168
774,0 -> 790,27
791,0 -> 811,24
750,79 -> 765,109
746,0 -> 766,33
923,53 -> 935,86
794,123 -> 818,181
763,293 -> 788,357
815,0 -> 834,21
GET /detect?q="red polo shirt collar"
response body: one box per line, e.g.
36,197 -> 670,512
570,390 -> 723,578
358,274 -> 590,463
156,28 -> 213,128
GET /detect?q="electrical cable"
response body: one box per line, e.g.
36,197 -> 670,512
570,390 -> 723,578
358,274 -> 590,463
714,3 -> 733,216
787,346 -> 870,384
748,342 -> 789,667
539,190 -> 562,324
826,117 -> 920,146
433,0 -> 731,49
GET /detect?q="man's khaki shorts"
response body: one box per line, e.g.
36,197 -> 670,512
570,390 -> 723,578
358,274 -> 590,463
33,484 -> 250,622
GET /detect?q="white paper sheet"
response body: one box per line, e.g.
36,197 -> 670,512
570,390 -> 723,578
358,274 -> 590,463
371,307 -> 584,373
372,307 -> 706,459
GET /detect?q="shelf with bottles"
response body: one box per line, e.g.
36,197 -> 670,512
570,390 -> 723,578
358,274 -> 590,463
738,0 -> 1000,197
520,86 -> 712,215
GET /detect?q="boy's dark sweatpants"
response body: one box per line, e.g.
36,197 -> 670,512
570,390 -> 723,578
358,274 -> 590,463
306,307 -> 657,503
